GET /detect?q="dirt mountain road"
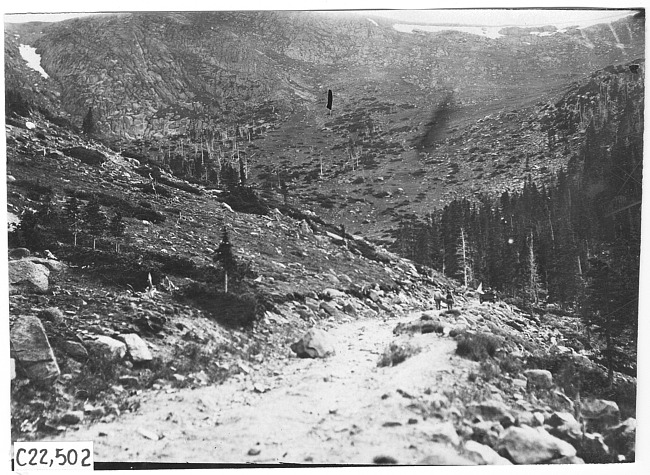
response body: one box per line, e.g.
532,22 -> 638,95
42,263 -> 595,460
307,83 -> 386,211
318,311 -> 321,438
52,309 -> 475,464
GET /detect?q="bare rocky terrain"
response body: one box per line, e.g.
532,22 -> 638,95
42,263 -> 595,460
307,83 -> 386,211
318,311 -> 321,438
5,9 -> 642,467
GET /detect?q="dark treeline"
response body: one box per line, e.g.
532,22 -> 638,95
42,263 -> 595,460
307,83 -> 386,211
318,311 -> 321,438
391,63 -> 643,381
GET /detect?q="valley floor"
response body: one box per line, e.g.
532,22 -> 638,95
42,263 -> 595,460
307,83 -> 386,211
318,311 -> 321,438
48,308 -> 475,464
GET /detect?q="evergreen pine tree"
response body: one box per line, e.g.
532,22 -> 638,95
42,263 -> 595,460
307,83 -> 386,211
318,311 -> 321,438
214,228 -> 237,293
82,107 -> 96,136
583,253 -> 636,386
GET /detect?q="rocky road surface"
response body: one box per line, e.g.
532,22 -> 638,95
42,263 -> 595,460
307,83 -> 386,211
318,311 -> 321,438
51,309 -> 473,464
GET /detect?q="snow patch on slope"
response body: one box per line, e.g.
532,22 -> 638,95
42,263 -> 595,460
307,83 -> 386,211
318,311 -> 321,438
18,44 -> 49,79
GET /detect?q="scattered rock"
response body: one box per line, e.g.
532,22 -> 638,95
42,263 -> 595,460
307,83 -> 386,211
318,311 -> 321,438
470,421 -> 502,447
290,329 -> 335,358
61,340 -> 89,360
420,421 -> 461,446
120,333 -> 153,362
26,257 -> 65,273
8,260 -> 50,294
496,425 -> 577,464
373,455 -> 398,464
59,411 -> 84,425
85,335 -> 127,360
247,448 -> 261,456
382,421 -> 402,427
524,369 -> 553,389
83,404 -> 106,418
319,301 -> 340,317
547,412 -> 580,428
8,248 -> 30,259
369,290 -> 383,302
469,400 -> 513,421
463,440 -> 512,465
323,288 -> 345,299
10,315 -> 60,383
137,428 -> 160,440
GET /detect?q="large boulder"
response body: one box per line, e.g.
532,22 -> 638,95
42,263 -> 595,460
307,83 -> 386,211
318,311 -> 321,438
463,440 -> 512,465
604,418 -> 636,461
8,260 -> 50,294
496,425 -> 577,464
119,333 -> 153,362
420,421 -> 461,446
469,400 -> 513,421
524,369 -> 553,389
290,329 -> 335,358
546,412 -> 583,447
417,444 -> 477,465
581,398 -> 620,432
85,335 -> 127,360
25,257 -> 65,274
323,288 -> 345,299
10,316 -> 60,383
470,421 -> 503,447
546,412 -> 580,428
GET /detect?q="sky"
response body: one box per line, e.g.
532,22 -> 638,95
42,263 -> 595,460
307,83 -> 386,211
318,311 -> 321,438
3,2 -> 640,27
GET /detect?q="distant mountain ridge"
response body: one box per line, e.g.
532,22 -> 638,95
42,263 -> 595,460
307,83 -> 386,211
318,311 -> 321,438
5,11 -> 644,138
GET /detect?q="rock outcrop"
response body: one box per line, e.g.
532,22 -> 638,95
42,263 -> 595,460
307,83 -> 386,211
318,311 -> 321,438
290,329 -> 335,358
10,315 -> 60,383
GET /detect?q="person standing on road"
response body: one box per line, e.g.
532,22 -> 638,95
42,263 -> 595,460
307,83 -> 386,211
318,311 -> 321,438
433,288 -> 443,310
446,288 -> 455,310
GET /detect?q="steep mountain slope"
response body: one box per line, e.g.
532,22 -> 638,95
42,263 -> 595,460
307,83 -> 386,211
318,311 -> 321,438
4,12 -> 644,242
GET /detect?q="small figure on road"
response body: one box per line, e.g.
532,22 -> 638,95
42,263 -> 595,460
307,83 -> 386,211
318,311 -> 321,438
433,288 -> 443,310
446,288 -> 455,310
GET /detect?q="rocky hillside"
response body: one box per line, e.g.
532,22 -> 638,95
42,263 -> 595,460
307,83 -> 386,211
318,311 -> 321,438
7,106 -> 637,464
5,11 -> 641,464
4,11 -> 645,239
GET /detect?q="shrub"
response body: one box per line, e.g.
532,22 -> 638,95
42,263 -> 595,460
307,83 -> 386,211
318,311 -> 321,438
67,353 -> 121,400
179,282 -> 261,327
64,188 -> 166,223
455,332 -> 502,361
36,307 -> 65,324
63,147 -> 107,166
11,179 -> 53,200
479,360 -> 501,381
498,354 -> 523,375
224,186 -> 269,215
6,89 -> 31,117
378,341 -> 421,367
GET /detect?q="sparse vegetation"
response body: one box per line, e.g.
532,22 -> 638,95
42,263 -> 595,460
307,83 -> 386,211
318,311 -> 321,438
455,332 -> 502,362
378,341 -> 421,367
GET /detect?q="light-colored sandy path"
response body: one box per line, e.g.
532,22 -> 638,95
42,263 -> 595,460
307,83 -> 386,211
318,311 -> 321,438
53,311 -> 473,464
